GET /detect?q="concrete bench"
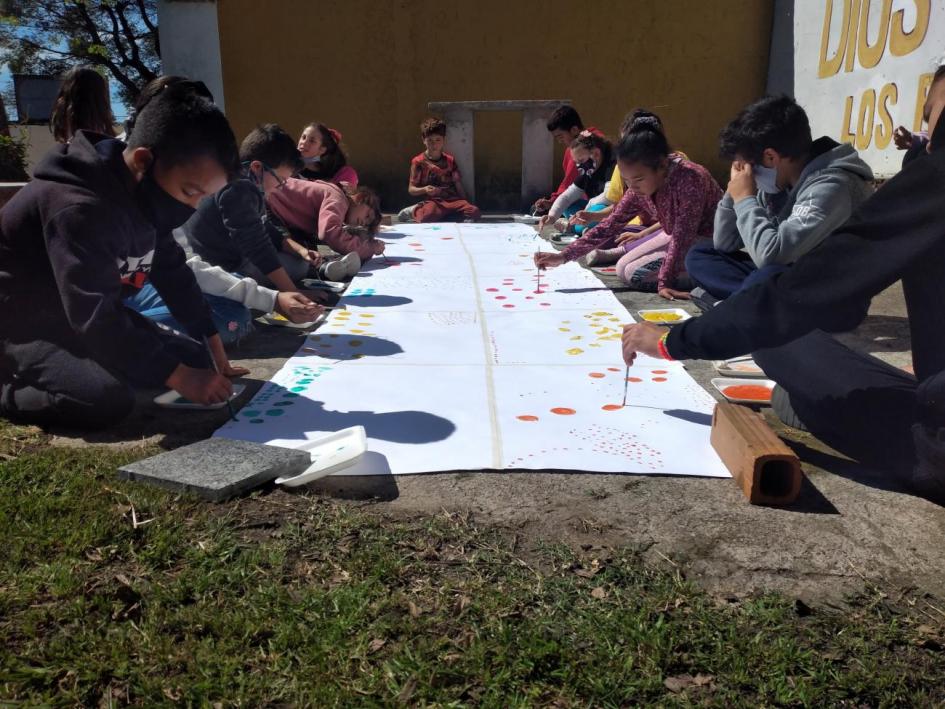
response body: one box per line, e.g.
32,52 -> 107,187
426,100 -> 570,209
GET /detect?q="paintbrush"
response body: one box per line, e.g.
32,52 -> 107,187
203,335 -> 238,421
621,364 -> 630,407
536,243 -> 542,293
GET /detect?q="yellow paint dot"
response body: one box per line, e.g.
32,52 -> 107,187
349,340 -> 363,347
590,343 -> 601,348
609,318 -> 620,323
566,347 -> 584,355
570,336 -> 582,341
561,320 -> 571,324
558,328 -> 571,332
350,329 -> 365,334
592,311 -> 611,317
361,314 -> 375,318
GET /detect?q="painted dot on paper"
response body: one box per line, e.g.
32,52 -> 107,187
566,348 -> 584,355
653,370 -> 668,374
495,295 -> 507,300
517,415 -> 539,422
627,377 -> 643,383
265,409 -> 284,417
652,377 -> 667,382
607,367 -> 620,372
551,407 -> 576,415
249,419 -> 264,424
486,288 -> 499,292
503,304 -> 515,308
589,372 -> 605,379
602,404 -> 622,411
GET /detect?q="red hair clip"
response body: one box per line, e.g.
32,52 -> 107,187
328,127 -> 343,144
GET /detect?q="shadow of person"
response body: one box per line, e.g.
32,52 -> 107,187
300,334 -> 404,362
340,295 -> 414,308
663,409 -> 713,426
360,256 -> 423,272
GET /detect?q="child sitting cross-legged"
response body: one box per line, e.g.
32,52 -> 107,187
397,117 -> 481,223
267,178 -> 384,267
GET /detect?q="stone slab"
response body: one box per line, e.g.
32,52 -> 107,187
117,437 -> 311,502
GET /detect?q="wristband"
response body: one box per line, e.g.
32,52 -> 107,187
657,331 -> 674,361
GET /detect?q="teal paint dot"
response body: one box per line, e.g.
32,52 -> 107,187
298,379 -> 312,384
291,386 -> 306,392
273,401 -> 294,407
285,393 -> 300,398
250,419 -> 264,424
265,409 -> 284,417
242,410 -> 260,417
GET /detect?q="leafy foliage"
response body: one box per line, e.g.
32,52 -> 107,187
0,0 -> 159,106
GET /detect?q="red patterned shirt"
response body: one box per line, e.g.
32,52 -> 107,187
409,151 -> 461,201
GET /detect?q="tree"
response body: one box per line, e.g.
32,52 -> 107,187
0,0 -> 159,106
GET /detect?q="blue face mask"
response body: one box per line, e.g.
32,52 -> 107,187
752,164 -> 781,194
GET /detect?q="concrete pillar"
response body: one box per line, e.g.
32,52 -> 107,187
157,0 -> 226,112
439,107 -> 475,200
521,107 -> 554,209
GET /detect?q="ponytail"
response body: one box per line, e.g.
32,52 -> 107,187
616,113 -> 671,169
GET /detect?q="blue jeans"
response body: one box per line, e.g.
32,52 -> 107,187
685,241 -> 788,299
124,283 -> 255,346
573,201 -> 609,235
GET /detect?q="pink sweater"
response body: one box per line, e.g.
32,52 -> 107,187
266,178 -> 379,262
561,157 -> 722,289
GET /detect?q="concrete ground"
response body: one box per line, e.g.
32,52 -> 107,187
49,219 -> 944,604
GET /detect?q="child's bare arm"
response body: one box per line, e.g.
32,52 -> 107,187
453,173 -> 468,201
266,266 -> 299,293
408,183 -> 436,197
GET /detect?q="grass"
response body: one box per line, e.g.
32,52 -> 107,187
1,422 -> 944,706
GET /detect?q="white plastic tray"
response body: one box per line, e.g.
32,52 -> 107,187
258,311 -> 328,329
637,308 -> 692,325
713,355 -> 766,378
154,383 -> 246,410
275,426 -> 368,487
710,377 -> 775,405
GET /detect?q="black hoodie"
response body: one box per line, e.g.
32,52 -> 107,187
0,131 -> 216,386
666,117 -> 945,383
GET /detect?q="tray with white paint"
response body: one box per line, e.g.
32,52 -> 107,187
275,426 -> 368,487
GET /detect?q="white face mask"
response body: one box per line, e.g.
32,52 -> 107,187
752,164 -> 781,194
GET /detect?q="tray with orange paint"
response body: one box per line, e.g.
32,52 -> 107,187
710,378 -> 775,405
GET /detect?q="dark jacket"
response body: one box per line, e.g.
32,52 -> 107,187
0,131 -> 216,385
179,177 -> 284,275
666,118 -> 945,383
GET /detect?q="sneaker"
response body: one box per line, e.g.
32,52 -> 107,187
340,252 -> 362,277
319,259 -> 348,281
771,385 -> 809,432
397,206 -> 416,223
584,246 -> 624,267
689,286 -> 720,313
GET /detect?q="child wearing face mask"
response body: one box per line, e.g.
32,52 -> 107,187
0,83 -> 244,428
297,122 -> 359,191
685,95 -> 873,303
535,115 -> 722,300
538,131 -> 616,233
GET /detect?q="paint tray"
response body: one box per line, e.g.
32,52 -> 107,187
713,355 -> 766,378
301,278 -> 347,293
154,384 -> 246,410
512,214 -> 540,224
550,233 -> 577,245
637,308 -> 692,325
258,311 -> 328,329
274,426 -> 368,487
710,378 -> 775,405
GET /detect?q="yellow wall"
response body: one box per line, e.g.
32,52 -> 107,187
217,0 -> 773,210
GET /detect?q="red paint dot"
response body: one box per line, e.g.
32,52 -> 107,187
602,404 -> 622,411
589,372 -> 606,379
652,377 -> 667,382
607,367 -> 620,372
495,295 -> 507,300
652,370 -> 668,374
503,304 -> 516,308
627,377 -> 643,383
551,407 -> 576,415
525,296 -> 534,300
540,303 -> 551,307
440,237 -> 454,240
517,415 -> 539,422
512,288 -> 523,292
486,288 -> 499,292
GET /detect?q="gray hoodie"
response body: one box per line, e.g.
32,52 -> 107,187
713,137 -> 874,266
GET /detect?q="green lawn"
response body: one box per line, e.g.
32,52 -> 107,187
2,421 -> 944,707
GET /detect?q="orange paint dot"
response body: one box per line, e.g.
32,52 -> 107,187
607,367 -> 620,372
652,377 -> 667,382
626,377 -> 643,383
652,370 -> 668,374
551,407 -> 576,415
588,372 -> 606,379
602,404 -> 622,411
517,415 -> 539,422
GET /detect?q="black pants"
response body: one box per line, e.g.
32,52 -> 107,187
0,311 -> 209,430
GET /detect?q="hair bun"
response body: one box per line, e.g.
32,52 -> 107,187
632,115 -> 662,132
